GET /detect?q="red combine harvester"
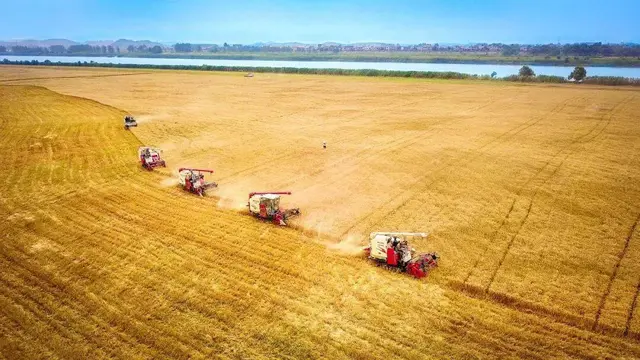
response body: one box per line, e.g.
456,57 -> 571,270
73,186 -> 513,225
138,146 -> 166,170
364,232 -> 439,279
178,168 -> 218,196
248,192 -> 300,226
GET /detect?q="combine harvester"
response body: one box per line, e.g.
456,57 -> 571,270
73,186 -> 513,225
364,232 -> 439,279
138,146 -> 166,171
124,115 -> 137,130
178,168 -> 218,196
248,192 -> 300,226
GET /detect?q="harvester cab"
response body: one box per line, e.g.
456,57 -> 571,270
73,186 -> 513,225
178,168 -> 218,196
124,115 -> 137,130
248,192 -> 300,226
138,146 -> 166,170
364,232 -> 439,279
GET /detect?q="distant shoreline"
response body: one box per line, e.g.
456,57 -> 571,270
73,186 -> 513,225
1,52 -> 640,68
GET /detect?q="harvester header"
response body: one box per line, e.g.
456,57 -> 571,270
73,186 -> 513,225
369,232 -> 428,239
179,168 -> 214,174
248,191 -> 292,199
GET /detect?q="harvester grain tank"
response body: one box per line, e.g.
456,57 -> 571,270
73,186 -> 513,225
364,232 -> 439,278
178,168 -> 218,196
138,146 -> 166,170
247,192 -> 300,226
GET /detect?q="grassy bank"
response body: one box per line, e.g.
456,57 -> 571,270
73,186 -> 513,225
3,58 -> 639,86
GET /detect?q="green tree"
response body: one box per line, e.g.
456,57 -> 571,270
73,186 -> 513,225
491,71 -> 497,78
127,45 -> 135,52
149,45 -> 163,54
568,66 -> 587,82
518,65 -> 535,77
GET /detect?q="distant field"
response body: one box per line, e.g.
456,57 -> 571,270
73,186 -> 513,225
1,66 -> 640,359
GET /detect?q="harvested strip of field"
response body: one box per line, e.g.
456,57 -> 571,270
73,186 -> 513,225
0,65 -> 144,81
1,66 -> 640,358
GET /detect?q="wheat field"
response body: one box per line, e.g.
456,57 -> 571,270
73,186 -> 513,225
1,65 -> 640,359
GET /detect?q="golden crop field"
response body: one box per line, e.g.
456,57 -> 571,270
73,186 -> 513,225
1,65 -> 640,359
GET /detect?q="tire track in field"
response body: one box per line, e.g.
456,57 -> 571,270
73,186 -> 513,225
340,94 -> 575,237
594,212 -> 640,330
625,280 -> 640,337
482,97 -> 631,293
462,144 -> 579,284
462,155 -> 567,284
451,94 -> 636,337
483,153 -> 570,292
463,145 -> 577,286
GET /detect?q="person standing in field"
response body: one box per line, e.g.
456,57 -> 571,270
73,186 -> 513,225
323,140 -> 327,149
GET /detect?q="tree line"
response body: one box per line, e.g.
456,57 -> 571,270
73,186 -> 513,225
2,58 -> 638,86
170,42 -> 640,57
524,42 -> 640,57
2,42 -> 639,59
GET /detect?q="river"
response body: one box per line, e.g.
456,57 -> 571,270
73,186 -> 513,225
3,55 -> 640,78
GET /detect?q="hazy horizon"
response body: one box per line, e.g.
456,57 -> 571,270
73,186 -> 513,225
1,0 -> 639,45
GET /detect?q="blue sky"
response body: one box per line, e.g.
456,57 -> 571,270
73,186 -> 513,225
1,0 -> 639,44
